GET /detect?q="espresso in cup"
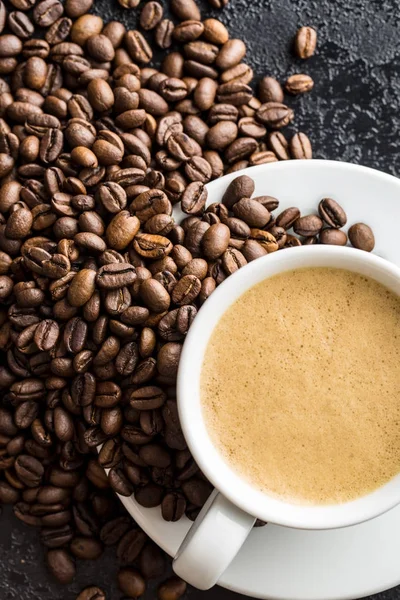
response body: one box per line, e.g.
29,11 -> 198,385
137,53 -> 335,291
201,267 -> 400,505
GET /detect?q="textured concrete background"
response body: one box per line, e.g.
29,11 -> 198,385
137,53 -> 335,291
2,0 -> 400,598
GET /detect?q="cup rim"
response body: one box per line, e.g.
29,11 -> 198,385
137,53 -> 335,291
177,245 -> 400,529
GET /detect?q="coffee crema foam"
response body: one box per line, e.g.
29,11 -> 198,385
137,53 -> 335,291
201,268 -> 400,505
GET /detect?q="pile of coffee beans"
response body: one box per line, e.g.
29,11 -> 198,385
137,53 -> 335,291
0,0 -> 374,596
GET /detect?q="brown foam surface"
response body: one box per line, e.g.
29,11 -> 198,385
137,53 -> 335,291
201,268 -> 400,504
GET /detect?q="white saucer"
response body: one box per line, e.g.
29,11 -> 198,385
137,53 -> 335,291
118,160 -> 400,600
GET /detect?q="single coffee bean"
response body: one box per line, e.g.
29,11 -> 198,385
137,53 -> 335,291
140,278 -> 170,313
34,319 -> 59,351
170,0 -> 201,21
221,174 -> 255,209
290,132 -> 312,159
319,228 -> 348,246
135,482 -> 163,507
171,274 -> 201,306
139,542 -> 165,580
285,73 -> 314,95
256,102 -> 294,129
216,39 -> 246,70
117,528 -> 147,563
294,26 -> 317,59
348,223 -> 375,252
217,81 -> 253,106
161,491 -> 186,521
221,247 -> 247,274
203,18 -> 229,44
318,197 -> 347,228
46,549 -> 76,584
232,198 -> 271,228
75,587 -> 106,600
293,214 -> 323,237
118,568 -> 146,597
259,76 -> 284,103
158,577 -> 187,600
275,207 -> 301,230
125,30 -> 152,64
96,263 -> 136,289
155,18 -> 174,49
140,2 -> 163,30
70,536 -> 103,560
15,454 -> 44,487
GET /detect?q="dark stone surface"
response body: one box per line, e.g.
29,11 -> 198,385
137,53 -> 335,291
1,0 -> 400,599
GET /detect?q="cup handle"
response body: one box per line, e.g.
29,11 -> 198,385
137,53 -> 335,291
173,489 -> 256,590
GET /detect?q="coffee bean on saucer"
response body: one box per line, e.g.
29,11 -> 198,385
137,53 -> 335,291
348,223 -> 375,252
293,214 -> 323,237
318,198 -> 347,228
319,228 -> 348,246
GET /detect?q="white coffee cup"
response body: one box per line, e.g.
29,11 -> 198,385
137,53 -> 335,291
173,245 -> 400,590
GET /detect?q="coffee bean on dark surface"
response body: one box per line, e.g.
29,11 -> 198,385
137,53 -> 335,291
75,587 -> 106,600
294,26 -> 317,59
158,576 -> 187,600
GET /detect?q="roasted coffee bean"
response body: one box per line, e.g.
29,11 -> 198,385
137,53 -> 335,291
135,482 -> 163,507
275,207 -> 301,229
75,587 -> 105,600
221,247 -> 247,274
294,26 -> 317,59
284,234 -> 302,247
125,30 -> 152,64
222,174 -> 255,209
259,76 -> 284,103
171,274 -> 201,305
285,73 -> 314,95
117,528 -> 147,563
70,536 -> 103,560
256,102 -> 294,129
140,2 -> 163,30
140,278 -> 170,313
34,319 -> 59,351
0,481 -> 20,504
318,198 -> 347,228
201,223 -> 230,260
348,223 -> 375,252
289,132 -> 312,159
161,491 -> 186,521
155,18 -> 174,49
216,39 -> 246,70
33,0 -> 63,27
158,577 -> 187,600
96,263 -> 136,289
99,516 -> 131,547
171,0 -> 201,21
15,454 -> 44,487
181,181 -> 207,215
118,568 -> 146,597
319,228 -> 348,245
293,214 -> 323,237
233,198 -> 270,228
217,81 -> 252,106
46,549 -> 76,584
